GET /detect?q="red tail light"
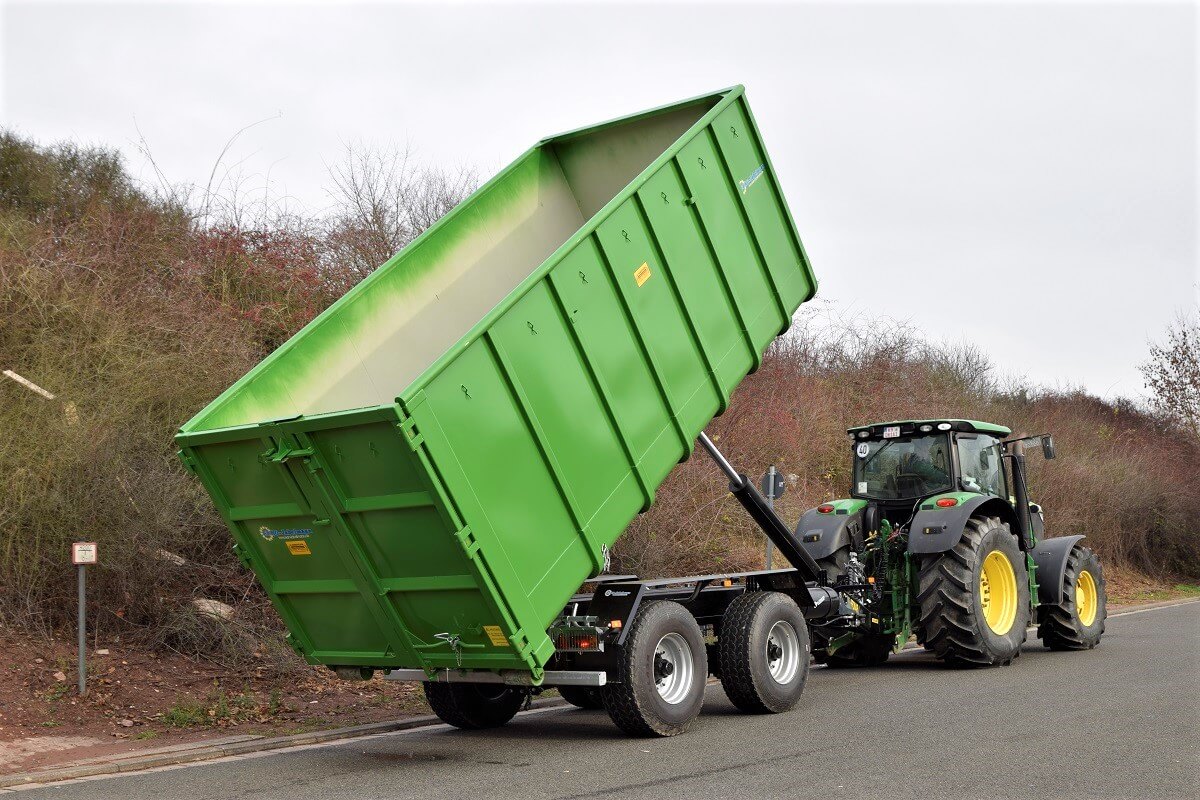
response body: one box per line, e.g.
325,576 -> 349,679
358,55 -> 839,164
817,504 -> 835,514
936,498 -> 958,508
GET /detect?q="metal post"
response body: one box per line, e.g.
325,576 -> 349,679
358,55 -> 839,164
765,465 -> 776,569
77,564 -> 86,696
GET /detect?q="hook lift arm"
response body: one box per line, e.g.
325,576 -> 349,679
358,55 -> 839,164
697,432 -> 828,587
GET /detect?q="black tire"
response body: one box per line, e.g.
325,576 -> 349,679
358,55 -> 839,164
718,591 -> 810,713
602,600 -> 707,737
916,515 -> 1031,667
557,685 -> 605,710
824,632 -> 894,668
815,544 -> 850,585
1038,544 -> 1107,650
423,682 -> 526,730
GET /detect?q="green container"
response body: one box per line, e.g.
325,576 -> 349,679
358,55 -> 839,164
177,86 -> 816,681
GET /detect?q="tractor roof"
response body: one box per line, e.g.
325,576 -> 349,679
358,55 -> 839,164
847,419 -> 1013,437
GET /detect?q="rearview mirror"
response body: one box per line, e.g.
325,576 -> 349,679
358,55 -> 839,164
1041,435 -> 1056,460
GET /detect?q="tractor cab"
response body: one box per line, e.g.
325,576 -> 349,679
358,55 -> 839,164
848,419 -> 1012,507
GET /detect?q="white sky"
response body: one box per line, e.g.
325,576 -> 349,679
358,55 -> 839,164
2,0 -> 1196,400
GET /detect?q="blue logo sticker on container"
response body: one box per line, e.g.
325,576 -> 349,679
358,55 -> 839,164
738,164 -> 765,194
259,526 -> 313,541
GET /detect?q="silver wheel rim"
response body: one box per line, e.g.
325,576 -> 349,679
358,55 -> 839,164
766,620 -> 801,684
653,632 -> 694,705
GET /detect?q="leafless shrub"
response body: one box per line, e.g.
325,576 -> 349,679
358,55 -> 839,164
1140,314 -> 1200,437
323,143 -> 477,279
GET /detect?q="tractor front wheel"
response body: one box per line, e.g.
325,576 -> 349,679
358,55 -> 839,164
824,632 -> 895,668
1038,544 -> 1107,650
917,515 -> 1030,667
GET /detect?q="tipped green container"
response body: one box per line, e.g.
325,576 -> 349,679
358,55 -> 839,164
177,86 -> 816,681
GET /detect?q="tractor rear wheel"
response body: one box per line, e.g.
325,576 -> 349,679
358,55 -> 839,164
557,685 -> 605,710
1038,544 -> 1107,650
916,515 -> 1030,667
423,682 -> 526,730
717,591 -> 810,713
825,632 -> 895,668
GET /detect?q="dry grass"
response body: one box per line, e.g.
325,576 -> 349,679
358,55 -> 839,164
2,130 -> 1196,664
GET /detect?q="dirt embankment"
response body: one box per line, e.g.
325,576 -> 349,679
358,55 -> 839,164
0,627 -> 427,775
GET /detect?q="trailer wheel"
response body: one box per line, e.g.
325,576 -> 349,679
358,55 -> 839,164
603,600 -> 707,737
557,685 -> 605,710
423,682 -> 526,730
718,591 -> 810,713
1038,544 -> 1107,650
916,515 -> 1030,667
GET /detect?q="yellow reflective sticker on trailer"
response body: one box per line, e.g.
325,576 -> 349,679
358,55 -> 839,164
286,540 -> 312,556
483,625 -> 508,647
634,262 -> 651,286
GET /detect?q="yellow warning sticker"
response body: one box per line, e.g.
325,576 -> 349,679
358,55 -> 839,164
634,262 -> 652,287
286,540 -> 312,556
483,625 -> 508,647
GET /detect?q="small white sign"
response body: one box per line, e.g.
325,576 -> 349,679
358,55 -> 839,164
856,443 -> 870,458
72,542 -> 98,565
883,426 -> 901,439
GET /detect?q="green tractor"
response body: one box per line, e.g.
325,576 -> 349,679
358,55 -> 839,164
795,420 -> 1106,667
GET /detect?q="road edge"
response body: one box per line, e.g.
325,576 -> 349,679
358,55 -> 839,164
3,596 -> 1196,791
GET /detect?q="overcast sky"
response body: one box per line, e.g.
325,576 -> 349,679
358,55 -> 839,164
2,0 -> 1196,400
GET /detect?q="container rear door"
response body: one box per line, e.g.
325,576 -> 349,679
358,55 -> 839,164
180,405 -> 543,674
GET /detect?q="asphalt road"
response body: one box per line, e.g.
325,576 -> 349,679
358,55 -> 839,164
16,603 -> 1199,800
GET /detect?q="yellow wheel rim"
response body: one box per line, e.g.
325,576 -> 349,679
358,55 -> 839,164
1076,569 -> 1098,626
979,550 -> 1018,636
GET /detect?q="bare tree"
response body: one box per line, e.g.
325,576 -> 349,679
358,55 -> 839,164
324,144 -> 477,278
1141,314 -> 1200,436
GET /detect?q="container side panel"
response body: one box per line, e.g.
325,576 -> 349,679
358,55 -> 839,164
596,203 -> 721,439
676,132 -> 786,346
413,342 -> 592,641
713,101 -> 813,309
636,164 -> 755,392
548,240 -> 678,490
490,284 -> 644,545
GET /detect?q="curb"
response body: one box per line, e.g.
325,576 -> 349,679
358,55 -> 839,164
0,699 -> 567,790
3,597 -> 1196,790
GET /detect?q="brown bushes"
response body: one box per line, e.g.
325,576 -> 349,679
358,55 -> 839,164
615,318 -> 1200,580
1,131 -> 1196,662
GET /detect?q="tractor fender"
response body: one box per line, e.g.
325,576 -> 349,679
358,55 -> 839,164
794,507 -> 864,561
1031,534 -> 1086,605
907,496 -> 1022,555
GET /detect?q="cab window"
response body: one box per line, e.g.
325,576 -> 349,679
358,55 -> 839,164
956,434 -> 1004,497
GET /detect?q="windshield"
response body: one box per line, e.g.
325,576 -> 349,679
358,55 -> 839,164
852,434 -> 953,500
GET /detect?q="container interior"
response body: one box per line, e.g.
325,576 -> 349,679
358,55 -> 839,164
185,97 -> 720,433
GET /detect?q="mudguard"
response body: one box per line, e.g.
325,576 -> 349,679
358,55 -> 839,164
1031,534 -> 1086,604
795,505 -> 865,561
907,495 -> 1021,555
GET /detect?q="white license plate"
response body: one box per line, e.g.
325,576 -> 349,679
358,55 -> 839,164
883,426 -> 901,438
